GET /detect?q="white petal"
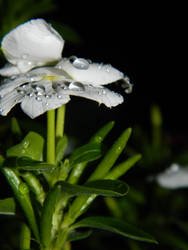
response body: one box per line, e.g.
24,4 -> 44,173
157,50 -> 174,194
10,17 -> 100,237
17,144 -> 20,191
56,58 -> 124,86
28,66 -> 71,80
60,83 -> 124,107
0,63 -> 20,77
156,164 -> 188,189
1,19 -> 64,73
0,89 -> 23,116
21,93 -> 70,118
0,76 -> 31,97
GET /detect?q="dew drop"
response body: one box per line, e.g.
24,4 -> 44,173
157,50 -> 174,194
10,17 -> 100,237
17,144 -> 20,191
57,94 -> 62,99
69,82 -> 85,90
70,57 -> 90,70
36,96 -> 42,102
22,54 -> 28,59
23,140 -> 29,149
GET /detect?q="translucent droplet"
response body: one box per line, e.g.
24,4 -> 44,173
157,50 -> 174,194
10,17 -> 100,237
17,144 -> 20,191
102,90 -> 106,94
69,82 -> 85,90
22,54 -> 28,59
57,94 -> 62,99
70,57 -> 90,70
23,140 -> 29,149
36,96 -> 42,102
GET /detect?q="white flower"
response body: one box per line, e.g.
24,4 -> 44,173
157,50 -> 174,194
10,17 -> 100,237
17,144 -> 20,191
0,19 -> 64,75
156,163 -> 188,189
0,19 -> 132,119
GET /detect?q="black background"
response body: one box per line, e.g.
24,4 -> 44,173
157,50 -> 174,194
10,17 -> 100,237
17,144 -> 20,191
44,1 -> 186,137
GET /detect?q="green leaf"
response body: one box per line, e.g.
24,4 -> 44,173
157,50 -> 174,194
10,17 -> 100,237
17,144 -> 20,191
89,121 -> 115,144
40,183 -> 62,248
0,154 -> 5,167
6,131 -> 44,161
89,128 -> 132,181
16,156 -> 55,171
68,121 -> 115,185
0,168 -> 40,241
72,216 -> 157,244
67,230 -> 92,242
56,135 -> 68,163
59,180 -> 129,197
11,117 -> 22,136
69,143 -> 102,166
106,154 -> 142,180
0,197 -> 16,215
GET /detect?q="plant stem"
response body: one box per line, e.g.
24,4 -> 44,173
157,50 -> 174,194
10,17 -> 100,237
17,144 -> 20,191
47,110 -> 56,164
20,222 -> 31,249
56,105 -> 66,139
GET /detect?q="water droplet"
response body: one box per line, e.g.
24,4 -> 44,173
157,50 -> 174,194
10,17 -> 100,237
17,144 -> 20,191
102,90 -> 106,94
70,56 -> 90,70
57,94 -> 62,99
29,92 -> 34,97
22,54 -> 28,59
36,96 -> 42,102
23,140 -> 29,149
69,82 -> 85,90
98,64 -> 103,70
17,89 -> 25,95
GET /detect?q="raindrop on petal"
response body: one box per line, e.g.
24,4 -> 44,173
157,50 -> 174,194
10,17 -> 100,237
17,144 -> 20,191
69,56 -> 90,70
69,82 -> 85,90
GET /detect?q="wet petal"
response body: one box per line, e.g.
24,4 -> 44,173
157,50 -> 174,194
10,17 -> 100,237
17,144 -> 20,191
0,89 -> 23,116
156,164 -> 188,189
56,58 -> 124,86
60,83 -> 124,107
21,92 -> 70,118
0,76 -> 32,97
0,63 -> 20,77
1,19 -> 64,73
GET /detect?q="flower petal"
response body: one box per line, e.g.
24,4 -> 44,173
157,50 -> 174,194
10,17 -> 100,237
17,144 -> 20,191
56,57 -> 124,86
0,76 -> 32,97
1,19 -> 64,73
21,92 -> 70,118
0,63 -> 20,77
59,83 -> 124,107
0,89 -> 23,116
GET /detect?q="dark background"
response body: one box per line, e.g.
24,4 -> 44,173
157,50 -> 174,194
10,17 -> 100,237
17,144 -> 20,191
44,1 -> 186,137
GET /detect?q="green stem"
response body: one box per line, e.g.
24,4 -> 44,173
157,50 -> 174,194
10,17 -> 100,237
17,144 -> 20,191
20,222 -> 31,249
47,110 -> 56,164
56,105 -> 66,139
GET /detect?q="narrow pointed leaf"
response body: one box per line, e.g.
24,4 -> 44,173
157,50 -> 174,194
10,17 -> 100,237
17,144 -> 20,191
11,117 -> 22,136
56,135 -> 68,163
67,230 -> 92,242
89,121 -> 115,144
0,197 -> 16,215
0,168 -> 40,241
68,121 -> 114,185
106,154 -> 142,180
6,131 -> 44,161
89,128 -> 132,181
40,183 -> 62,248
69,143 -> 102,166
16,156 -> 55,171
59,180 -> 129,197
72,216 -> 157,244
